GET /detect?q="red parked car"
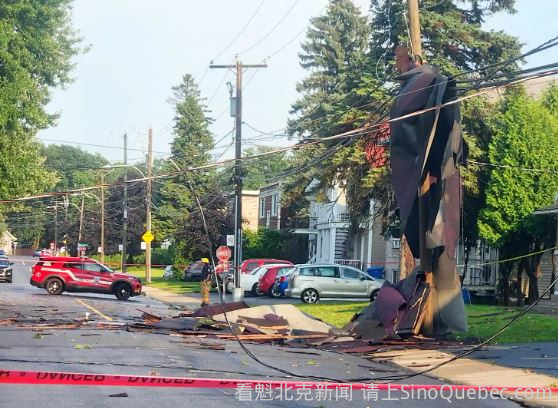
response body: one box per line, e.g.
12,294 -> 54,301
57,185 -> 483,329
258,264 -> 295,297
241,258 -> 292,274
30,256 -> 142,300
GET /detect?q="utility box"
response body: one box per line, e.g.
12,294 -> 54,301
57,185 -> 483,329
367,266 -> 384,279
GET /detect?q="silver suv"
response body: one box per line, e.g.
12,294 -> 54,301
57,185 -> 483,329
285,264 -> 384,304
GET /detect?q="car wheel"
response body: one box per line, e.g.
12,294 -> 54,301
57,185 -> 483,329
45,278 -> 64,295
114,283 -> 132,300
251,283 -> 259,296
269,285 -> 281,298
370,289 -> 379,302
301,288 -> 319,304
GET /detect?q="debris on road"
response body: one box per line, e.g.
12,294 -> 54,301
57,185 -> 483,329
192,301 -> 249,318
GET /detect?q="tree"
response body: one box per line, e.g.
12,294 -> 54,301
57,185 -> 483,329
0,0 -> 81,201
478,87 -> 558,304
242,146 -> 292,190
284,0 -> 375,225
42,144 -> 108,190
155,74 -> 232,264
288,0 -> 370,140
369,0 -> 521,77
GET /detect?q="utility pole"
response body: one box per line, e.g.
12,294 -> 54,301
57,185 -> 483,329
100,172 -> 106,264
63,194 -> 69,255
407,0 -> 423,59
145,128 -> 153,283
78,195 -> 84,243
54,199 -> 58,254
406,0 -> 434,335
210,60 -> 267,301
122,133 -> 128,273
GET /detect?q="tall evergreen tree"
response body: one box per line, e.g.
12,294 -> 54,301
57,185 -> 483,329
155,74 -> 232,264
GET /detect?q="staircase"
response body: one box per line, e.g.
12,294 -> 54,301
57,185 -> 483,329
335,229 -> 349,259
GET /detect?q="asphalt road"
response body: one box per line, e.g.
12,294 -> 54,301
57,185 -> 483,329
0,256 -> 520,407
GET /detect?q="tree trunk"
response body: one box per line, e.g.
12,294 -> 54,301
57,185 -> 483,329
498,262 -> 512,306
516,259 -> 526,307
525,248 -> 543,304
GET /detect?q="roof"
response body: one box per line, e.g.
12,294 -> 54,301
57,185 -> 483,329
2,230 -> 16,240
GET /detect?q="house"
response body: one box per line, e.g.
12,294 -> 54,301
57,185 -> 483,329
293,179 -> 390,272
229,190 -> 260,232
258,182 -> 282,230
0,230 -> 17,255
241,190 -> 260,232
292,179 -> 501,295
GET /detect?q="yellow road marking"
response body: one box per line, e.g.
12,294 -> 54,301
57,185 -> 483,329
75,299 -> 113,322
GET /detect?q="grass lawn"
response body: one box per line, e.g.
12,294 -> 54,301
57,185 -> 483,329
296,302 -> 558,344
127,267 -> 200,294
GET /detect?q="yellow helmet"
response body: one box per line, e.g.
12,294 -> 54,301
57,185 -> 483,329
201,258 -> 209,263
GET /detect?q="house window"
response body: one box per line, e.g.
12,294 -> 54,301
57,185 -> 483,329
259,198 -> 265,219
271,194 -> 278,216
392,238 -> 401,249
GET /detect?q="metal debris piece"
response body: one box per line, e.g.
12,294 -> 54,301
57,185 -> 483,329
192,302 -> 249,318
109,393 -> 128,398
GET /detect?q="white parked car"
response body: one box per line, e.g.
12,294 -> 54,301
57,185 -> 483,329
285,264 -> 384,304
225,265 -> 269,296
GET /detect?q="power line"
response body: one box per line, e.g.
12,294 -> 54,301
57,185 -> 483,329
236,0 -> 302,56
2,67 -> 556,205
211,0 -> 268,62
38,137 -> 169,155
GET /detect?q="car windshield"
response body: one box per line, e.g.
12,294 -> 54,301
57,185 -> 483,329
250,267 -> 264,275
0,261 -> 9,267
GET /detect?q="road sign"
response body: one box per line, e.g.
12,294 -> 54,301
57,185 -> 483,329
141,242 -> 147,250
118,244 -> 123,251
142,231 -> 154,243
216,246 -> 232,261
226,234 -> 235,246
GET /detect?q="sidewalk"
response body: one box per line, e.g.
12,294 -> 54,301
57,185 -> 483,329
373,348 -> 558,406
142,286 -> 201,309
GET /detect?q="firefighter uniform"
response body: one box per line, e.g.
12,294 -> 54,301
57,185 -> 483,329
199,258 -> 211,306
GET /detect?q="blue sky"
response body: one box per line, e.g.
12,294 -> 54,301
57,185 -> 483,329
38,0 -> 557,163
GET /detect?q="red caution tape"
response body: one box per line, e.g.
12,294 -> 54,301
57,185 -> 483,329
0,369 -> 557,393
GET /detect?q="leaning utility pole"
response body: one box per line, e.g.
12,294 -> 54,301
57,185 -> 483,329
209,60 -> 267,301
122,133 -> 128,273
407,0 -> 423,59
145,128 -> 153,284
406,0 -> 435,335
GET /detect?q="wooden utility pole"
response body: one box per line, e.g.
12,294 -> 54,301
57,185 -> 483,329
54,199 -> 58,253
100,172 -> 106,264
145,128 -> 153,283
407,0 -> 423,59
209,60 -> 267,301
122,133 -> 128,273
78,195 -> 84,243
406,0 -> 434,335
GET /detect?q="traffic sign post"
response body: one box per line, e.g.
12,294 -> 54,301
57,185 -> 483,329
142,231 -> 154,243
216,246 -> 232,261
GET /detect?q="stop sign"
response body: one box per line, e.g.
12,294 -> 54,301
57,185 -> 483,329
216,246 -> 232,261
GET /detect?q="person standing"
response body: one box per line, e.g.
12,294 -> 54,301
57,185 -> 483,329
199,258 -> 212,306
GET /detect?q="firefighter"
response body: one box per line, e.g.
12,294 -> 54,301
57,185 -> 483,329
199,258 -> 212,306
